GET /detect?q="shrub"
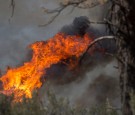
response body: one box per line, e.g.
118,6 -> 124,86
0,90 -> 119,115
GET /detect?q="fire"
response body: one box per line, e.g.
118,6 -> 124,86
0,33 -> 92,101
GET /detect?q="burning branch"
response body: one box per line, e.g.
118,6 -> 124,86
79,36 -> 115,63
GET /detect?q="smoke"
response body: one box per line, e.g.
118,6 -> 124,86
40,60 -> 120,107
60,15 -> 106,38
0,0 -> 119,107
38,16 -> 119,107
0,0 -> 109,71
76,73 -> 120,107
60,16 -> 90,36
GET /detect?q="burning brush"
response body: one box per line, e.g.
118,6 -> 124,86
0,16 -> 95,102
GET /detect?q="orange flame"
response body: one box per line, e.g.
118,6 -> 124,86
0,33 -> 92,101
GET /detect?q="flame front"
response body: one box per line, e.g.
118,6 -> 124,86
0,33 -> 92,101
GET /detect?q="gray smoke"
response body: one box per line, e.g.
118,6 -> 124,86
0,0 -> 120,108
40,16 -> 119,107
40,60 -> 120,108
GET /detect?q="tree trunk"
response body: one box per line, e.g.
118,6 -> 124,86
112,0 -> 135,114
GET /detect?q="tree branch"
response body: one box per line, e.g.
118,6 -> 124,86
39,0 -> 101,27
79,36 -> 115,63
10,0 -> 15,17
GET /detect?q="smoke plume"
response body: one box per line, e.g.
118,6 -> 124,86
39,16 -> 120,108
0,0 -> 119,107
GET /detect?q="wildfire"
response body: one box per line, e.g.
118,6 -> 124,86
0,33 -> 92,101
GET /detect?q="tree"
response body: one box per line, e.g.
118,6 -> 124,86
40,0 -> 135,114
109,0 -> 135,115
9,0 -> 135,115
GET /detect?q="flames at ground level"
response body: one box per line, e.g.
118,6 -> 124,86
0,33 -> 93,102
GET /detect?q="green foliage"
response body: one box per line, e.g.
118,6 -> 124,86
0,91 -> 119,115
0,94 -> 13,115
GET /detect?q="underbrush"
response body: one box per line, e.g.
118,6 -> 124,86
0,91 -> 119,115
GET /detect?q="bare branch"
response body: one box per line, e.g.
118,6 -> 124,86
79,36 -> 115,63
105,52 -> 125,64
89,19 -> 121,26
10,0 -> 15,17
39,0 -> 101,27
77,1 -> 100,9
89,20 -> 107,24
39,6 -> 67,27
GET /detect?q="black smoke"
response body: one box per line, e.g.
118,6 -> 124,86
39,16 -> 120,108
60,16 -> 90,36
44,16 -> 116,83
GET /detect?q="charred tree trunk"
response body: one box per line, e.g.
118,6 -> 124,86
110,0 -> 135,115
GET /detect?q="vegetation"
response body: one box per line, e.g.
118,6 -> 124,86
6,0 -> 135,114
0,91 -> 119,115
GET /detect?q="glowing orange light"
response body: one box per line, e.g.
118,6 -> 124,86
0,33 -> 92,102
